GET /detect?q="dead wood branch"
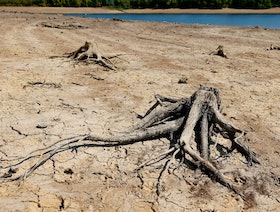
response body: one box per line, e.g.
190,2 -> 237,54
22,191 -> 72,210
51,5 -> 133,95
23,81 -> 62,89
41,22 -> 88,30
210,45 -> 228,58
1,86 -> 259,196
84,73 -> 104,81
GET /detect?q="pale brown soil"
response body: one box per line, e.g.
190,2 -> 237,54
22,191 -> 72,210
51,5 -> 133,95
0,8 -> 279,212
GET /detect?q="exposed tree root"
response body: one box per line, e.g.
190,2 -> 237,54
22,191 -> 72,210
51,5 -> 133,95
0,85 -> 260,196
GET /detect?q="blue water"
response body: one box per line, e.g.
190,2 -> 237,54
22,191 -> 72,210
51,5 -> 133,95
65,13 -> 280,29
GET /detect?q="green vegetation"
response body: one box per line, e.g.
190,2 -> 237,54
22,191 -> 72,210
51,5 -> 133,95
0,0 -> 279,8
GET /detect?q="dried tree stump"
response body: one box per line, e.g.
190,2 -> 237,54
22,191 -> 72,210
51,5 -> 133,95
1,85 -> 259,196
51,41 -> 120,71
210,45 -> 228,58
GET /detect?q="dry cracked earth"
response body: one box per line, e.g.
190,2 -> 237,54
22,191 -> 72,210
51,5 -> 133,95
0,9 -> 279,211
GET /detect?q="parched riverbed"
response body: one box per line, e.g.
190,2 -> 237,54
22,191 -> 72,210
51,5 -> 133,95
0,8 -> 279,211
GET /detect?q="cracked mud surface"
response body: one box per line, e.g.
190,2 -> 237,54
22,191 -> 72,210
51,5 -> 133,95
0,8 -> 280,211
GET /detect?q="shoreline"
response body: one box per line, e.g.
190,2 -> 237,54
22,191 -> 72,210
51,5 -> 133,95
1,6 -> 280,14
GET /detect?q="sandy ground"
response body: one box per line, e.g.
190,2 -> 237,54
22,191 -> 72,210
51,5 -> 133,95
0,7 -> 280,212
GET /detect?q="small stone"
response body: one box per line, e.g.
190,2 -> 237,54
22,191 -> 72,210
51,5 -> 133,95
36,122 -> 47,129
